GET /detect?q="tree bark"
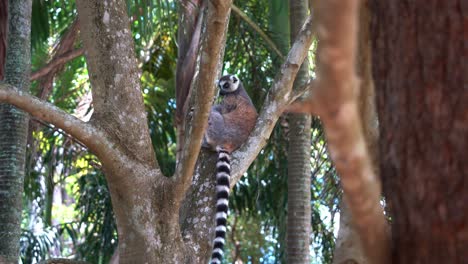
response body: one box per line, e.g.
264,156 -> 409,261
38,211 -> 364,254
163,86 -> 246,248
175,0 -> 202,127
287,0 -> 312,263
371,1 -> 467,263
333,1 -> 380,263
0,0 -> 7,80
333,200 -> 368,264
0,0 -> 32,263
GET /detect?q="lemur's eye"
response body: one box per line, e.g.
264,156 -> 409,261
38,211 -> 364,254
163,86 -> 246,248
233,77 -> 238,83
223,83 -> 230,89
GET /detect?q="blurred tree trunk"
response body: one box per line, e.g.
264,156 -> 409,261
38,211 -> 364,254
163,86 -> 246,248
371,1 -> 467,263
287,0 -> 312,263
333,200 -> 368,264
333,1 -> 378,263
0,0 -> 32,262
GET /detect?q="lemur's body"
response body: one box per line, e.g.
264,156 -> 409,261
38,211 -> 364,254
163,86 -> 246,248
203,75 -> 257,264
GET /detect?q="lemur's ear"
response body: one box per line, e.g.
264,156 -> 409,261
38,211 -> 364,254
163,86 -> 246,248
215,79 -> 220,86
232,75 -> 238,83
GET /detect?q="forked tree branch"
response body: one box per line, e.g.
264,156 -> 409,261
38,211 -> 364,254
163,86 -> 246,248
289,0 -> 389,263
230,14 -> 315,184
173,0 -> 233,201
0,83 -> 121,166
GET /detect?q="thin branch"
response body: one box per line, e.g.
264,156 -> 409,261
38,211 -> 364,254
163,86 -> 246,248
289,0 -> 389,263
0,83 -> 119,166
231,4 -> 284,59
30,48 -> 84,81
173,0 -> 233,201
230,14 -> 315,185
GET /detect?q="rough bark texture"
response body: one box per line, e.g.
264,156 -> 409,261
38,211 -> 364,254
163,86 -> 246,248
287,0 -> 312,263
0,0 -> 6,80
76,0 -> 157,166
179,151 -> 218,263
287,111 -> 312,264
0,1 -> 31,263
371,1 -> 467,263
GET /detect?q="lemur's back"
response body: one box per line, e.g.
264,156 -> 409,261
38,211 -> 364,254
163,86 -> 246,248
204,74 -> 257,153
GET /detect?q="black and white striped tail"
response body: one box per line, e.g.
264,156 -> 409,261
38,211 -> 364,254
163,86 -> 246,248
210,149 -> 231,264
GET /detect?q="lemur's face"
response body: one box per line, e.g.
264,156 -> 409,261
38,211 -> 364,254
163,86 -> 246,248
218,75 -> 239,94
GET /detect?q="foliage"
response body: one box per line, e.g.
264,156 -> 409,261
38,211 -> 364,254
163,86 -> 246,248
20,227 -> 59,264
73,170 -> 117,263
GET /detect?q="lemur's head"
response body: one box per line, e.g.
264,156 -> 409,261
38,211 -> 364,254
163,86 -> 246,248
217,74 -> 240,95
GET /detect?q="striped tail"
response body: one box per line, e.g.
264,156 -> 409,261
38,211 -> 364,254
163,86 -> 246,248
210,149 -> 231,264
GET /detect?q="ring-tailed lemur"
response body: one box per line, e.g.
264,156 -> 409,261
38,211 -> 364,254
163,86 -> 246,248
203,74 -> 258,264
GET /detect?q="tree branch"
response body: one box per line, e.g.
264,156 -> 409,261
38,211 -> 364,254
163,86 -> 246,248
230,14 -> 315,184
30,48 -> 84,81
0,83 -> 120,166
289,0 -> 390,263
175,0 -> 204,127
173,0 -> 233,201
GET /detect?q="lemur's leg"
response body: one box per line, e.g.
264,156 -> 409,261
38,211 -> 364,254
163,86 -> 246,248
203,110 -> 225,150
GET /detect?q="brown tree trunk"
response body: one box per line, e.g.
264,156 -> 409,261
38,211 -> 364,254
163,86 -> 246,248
0,0 -> 31,262
286,0 -> 312,263
332,1 -> 379,263
371,1 -> 467,263
333,200 -> 368,264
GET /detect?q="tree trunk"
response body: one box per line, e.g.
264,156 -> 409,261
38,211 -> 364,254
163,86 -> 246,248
0,0 -> 7,80
287,0 -> 312,263
371,1 -> 467,263
333,1 -> 379,263
333,200 -> 368,264
179,150 -> 219,263
0,0 -> 32,262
